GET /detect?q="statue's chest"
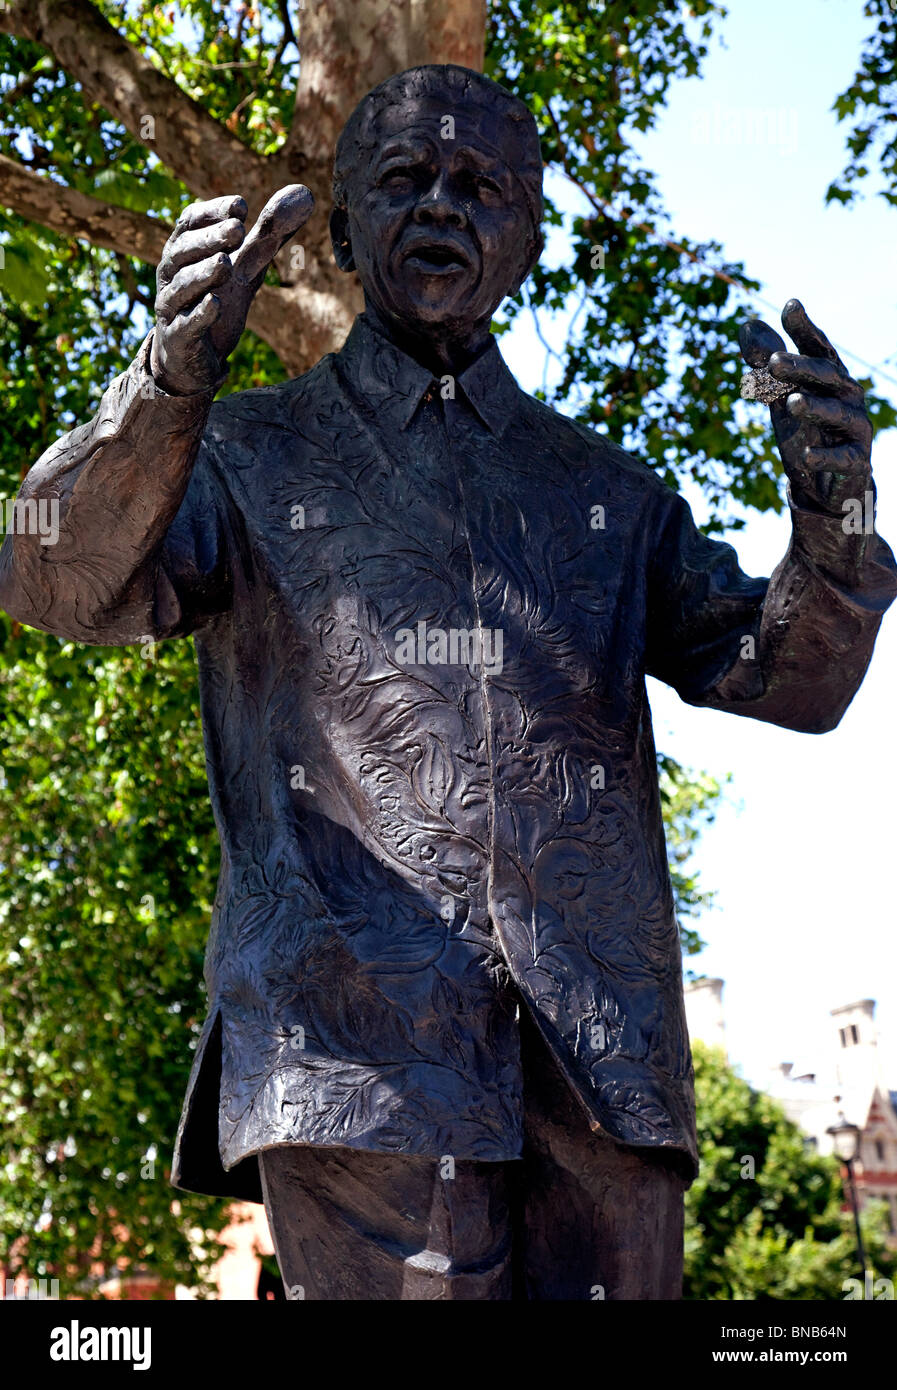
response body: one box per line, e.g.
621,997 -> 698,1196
257,415 -> 628,673
234,395 -> 645,757
221,406 -> 649,896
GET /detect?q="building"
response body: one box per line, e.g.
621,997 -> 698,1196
685,982 -> 897,1239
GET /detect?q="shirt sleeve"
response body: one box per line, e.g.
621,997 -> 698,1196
0,332 -> 232,645
644,481 -> 897,733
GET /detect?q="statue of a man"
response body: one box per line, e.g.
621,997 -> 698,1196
1,64 -> 894,1301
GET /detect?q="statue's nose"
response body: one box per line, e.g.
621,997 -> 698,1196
412,173 -> 467,228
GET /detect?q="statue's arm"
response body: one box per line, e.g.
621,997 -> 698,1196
0,333 -> 224,644
0,186 -> 313,645
644,484 -> 897,732
646,299 -> 896,731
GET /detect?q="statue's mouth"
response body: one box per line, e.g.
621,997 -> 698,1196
402,238 -> 471,273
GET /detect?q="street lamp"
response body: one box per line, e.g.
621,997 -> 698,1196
827,1113 -> 868,1288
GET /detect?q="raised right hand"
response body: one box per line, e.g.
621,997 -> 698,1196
739,300 -> 872,509
151,185 -> 314,395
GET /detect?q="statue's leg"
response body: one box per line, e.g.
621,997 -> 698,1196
258,1143 -> 512,1300
513,1010 -> 688,1301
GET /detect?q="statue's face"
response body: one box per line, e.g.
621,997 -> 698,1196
335,99 -> 540,343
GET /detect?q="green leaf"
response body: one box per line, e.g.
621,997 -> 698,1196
0,239 -> 51,308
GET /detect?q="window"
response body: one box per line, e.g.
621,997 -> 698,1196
875,1139 -> 886,1164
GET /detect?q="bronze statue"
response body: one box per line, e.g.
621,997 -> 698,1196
1,64 -> 894,1300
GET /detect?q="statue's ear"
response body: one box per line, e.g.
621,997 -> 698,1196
330,206 -> 356,272
509,230 -> 544,296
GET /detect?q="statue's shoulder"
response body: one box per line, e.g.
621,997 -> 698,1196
204,355 -> 336,449
518,390 -> 672,502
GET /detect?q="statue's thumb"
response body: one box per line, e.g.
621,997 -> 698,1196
209,185 -> 314,358
738,318 -> 786,368
233,185 -> 315,290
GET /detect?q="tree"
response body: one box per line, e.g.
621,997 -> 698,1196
685,1043 -> 897,1300
659,756 -> 727,963
0,1 -> 891,1294
0,635 -> 228,1295
828,0 -> 897,209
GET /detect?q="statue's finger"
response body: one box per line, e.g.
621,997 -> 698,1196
738,318 -> 786,368
803,441 -> 870,474
232,184 -> 315,287
781,298 -> 846,367
785,392 -> 871,441
178,291 -> 222,341
768,352 -> 861,398
173,195 -> 248,236
158,202 -> 246,288
156,252 -> 232,322
164,219 -> 245,277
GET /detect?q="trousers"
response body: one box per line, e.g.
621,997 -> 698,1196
258,1009 -> 688,1300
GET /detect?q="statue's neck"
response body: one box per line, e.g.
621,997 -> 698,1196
363,299 -> 490,378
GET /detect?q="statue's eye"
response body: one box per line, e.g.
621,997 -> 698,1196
380,167 -> 420,188
458,170 -> 501,198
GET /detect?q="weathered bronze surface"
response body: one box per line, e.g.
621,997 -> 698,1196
1,64 -> 894,1299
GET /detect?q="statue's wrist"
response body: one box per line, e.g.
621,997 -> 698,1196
146,330 -> 226,400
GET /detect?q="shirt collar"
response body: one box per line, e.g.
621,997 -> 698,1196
336,312 -> 520,437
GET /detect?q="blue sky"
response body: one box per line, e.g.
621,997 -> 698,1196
501,0 -> 897,1090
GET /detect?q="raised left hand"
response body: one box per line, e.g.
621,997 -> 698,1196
739,299 -> 872,510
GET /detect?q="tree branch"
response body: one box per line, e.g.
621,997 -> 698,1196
0,0 -> 264,201
247,280 -> 359,379
0,153 -> 169,262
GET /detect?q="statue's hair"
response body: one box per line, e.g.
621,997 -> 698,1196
332,64 -> 544,232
